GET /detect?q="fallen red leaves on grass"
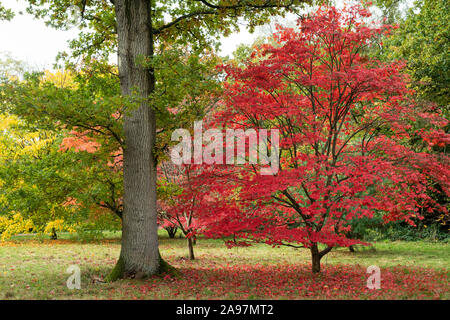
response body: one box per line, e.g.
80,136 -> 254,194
111,262 -> 449,300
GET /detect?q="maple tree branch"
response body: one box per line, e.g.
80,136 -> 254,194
279,242 -> 306,249
280,189 -> 316,231
272,195 -> 292,207
319,245 -> 333,258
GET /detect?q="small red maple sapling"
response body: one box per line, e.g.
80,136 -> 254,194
158,161 -> 218,260
192,4 -> 450,273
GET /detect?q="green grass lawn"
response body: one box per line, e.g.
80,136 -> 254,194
0,233 -> 448,299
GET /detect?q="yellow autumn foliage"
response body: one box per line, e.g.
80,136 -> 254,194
43,70 -> 77,89
0,213 -> 35,241
44,219 -> 76,235
0,114 -> 18,131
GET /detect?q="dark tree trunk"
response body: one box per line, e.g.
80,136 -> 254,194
187,237 -> 195,260
165,226 -> 178,239
311,244 -> 321,273
349,245 -> 355,252
310,244 -> 333,273
50,227 -> 57,240
111,0 -> 159,279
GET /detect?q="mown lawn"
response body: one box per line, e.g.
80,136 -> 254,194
0,233 -> 448,300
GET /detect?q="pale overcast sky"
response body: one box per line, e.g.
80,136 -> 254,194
0,0 -> 79,69
0,0 -> 275,70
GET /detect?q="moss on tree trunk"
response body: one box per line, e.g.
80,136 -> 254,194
105,251 -> 179,282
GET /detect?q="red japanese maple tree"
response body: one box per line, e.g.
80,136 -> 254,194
157,161 -> 222,260
192,5 -> 450,272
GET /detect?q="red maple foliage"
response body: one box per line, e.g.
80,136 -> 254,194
190,5 -> 450,272
157,161 -> 234,259
59,130 -> 101,153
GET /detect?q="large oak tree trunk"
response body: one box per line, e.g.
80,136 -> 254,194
111,0 -> 159,279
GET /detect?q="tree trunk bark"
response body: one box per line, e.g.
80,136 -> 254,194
165,226 -> 178,239
50,227 -> 57,240
113,0 -> 159,278
187,237 -> 195,260
311,244 -> 321,273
